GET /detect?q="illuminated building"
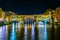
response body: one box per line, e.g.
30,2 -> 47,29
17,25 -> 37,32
0,7 -> 60,26
55,7 -> 60,22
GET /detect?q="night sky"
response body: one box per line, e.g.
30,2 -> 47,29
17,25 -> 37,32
0,0 -> 60,15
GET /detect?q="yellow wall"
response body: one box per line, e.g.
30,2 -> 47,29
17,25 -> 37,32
0,8 -> 2,18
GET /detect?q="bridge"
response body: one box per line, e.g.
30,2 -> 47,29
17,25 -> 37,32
0,20 -> 18,26
0,14 -> 51,27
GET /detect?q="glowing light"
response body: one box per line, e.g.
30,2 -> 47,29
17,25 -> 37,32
44,20 -> 47,40
0,26 -> 7,40
31,23 -> 35,40
10,23 -> 16,40
0,27 -> 3,39
18,22 -> 20,30
0,18 -> 4,22
38,21 -> 44,27
38,21 -> 44,40
24,24 -> 27,40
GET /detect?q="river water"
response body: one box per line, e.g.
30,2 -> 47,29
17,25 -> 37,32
0,22 -> 60,40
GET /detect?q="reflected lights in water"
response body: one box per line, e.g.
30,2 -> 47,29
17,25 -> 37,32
38,21 -> 44,40
24,24 -> 28,40
10,23 -> 16,40
31,23 -> 35,40
0,26 -> 7,40
44,20 -> 47,40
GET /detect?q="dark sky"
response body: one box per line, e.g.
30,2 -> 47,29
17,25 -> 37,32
0,0 -> 60,15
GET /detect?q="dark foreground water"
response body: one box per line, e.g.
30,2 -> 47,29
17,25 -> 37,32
0,22 -> 60,40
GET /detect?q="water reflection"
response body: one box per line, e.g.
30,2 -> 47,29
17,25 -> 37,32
31,23 -> 35,40
44,21 -> 47,40
38,21 -> 44,40
0,25 -> 7,40
24,24 -> 28,40
16,22 -> 20,31
18,22 -> 20,30
10,23 -> 16,40
0,20 -> 59,40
